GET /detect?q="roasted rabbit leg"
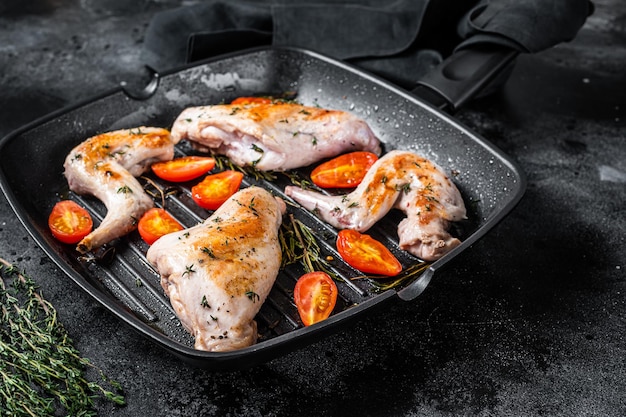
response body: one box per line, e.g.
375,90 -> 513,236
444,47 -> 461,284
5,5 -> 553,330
146,186 -> 286,352
170,101 -> 381,171
285,150 -> 466,261
63,127 -> 175,253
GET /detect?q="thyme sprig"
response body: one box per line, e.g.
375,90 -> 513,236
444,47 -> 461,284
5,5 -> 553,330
214,155 -> 277,182
361,261 -> 432,291
212,155 -> 315,189
141,175 -> 178,207
279,170 -> 315,190
0,258 -> 125,416
279,214 -> 334,277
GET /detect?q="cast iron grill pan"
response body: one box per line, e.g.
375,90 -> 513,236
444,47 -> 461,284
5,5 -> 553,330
0,47 -> 525,369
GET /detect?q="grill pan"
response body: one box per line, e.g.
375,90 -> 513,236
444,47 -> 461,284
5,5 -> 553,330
0,47 -> 525,369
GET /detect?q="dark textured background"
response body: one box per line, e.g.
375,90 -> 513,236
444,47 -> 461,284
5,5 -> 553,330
1,0 -> 625,415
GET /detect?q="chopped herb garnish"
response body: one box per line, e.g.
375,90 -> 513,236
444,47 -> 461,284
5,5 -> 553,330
395,183 -> 411,194
201,247 -> 216,259
251,144 -> 264,153
248,198 -> 258,216
246,290 -> 260,303
182,264 -> 195,277
201,295 -> 211,308
108,149 -> 126,158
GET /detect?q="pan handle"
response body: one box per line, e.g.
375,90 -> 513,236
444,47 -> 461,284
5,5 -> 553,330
411,43 -> 519,113
120,65 -> 160,100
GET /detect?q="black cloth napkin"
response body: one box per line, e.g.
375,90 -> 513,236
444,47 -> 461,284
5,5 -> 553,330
142,0 -> 592,90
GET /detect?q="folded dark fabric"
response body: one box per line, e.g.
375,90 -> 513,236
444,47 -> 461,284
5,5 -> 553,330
457,0 -> 593,53
141,0 -> 592,89
271,0 -> 430,59
142,1 -> 273,71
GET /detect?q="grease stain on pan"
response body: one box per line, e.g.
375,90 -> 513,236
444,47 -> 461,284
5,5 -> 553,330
108,104 -> 160,130
175,68 -> 263,95
164,89 -> 193,106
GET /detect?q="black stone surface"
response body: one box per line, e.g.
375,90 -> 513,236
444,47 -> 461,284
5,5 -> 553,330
1,1 -> 625,415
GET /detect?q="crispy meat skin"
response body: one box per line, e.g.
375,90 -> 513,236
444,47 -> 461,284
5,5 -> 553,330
170,101 -> 382,171
285,150 -> 466,261
146,187 -> 286,352
63,127 -> 176,253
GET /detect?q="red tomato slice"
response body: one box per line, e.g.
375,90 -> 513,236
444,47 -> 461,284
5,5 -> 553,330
48,200 -> 93,244
230,97 -> 273,105
137,208 -> 184,245
310,151 -> 378,189
191,170 -> 244,210
293,271 -> 338,326
336,229 -> 402,276
151,156 -> 215,182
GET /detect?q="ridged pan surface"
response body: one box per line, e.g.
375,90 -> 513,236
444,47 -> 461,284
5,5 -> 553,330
0,47 -> 525,369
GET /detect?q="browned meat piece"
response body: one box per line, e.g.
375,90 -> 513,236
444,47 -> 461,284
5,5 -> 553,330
285,150 -> 466,261
170,101 -> 381,171
146,186 -> 286,352
63,127 -> 175,253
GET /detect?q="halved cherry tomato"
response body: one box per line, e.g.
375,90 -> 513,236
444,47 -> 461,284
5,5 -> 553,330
137,208 -> 184,245
230,96 -> 273,105
151,156 -> 216,182
191,170 -> 244,210
48,200 -> 93,244
293,271 -> 338,326
310,151 -> 378,188
336,229 -> 402,276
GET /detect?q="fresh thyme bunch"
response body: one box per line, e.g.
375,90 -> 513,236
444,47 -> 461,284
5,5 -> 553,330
279,214 -> 334,276
0,258 -> 125,416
